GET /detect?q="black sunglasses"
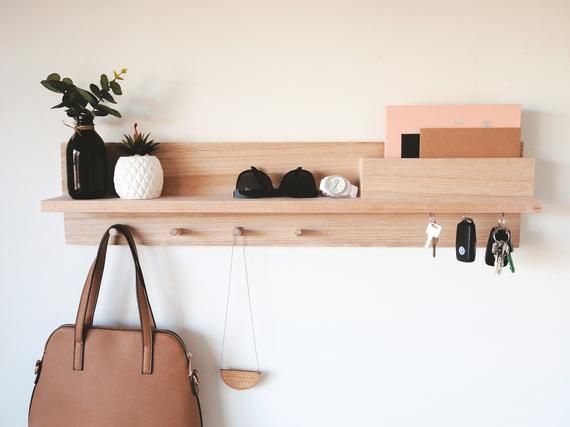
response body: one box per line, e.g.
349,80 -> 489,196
234,166 -> 319,198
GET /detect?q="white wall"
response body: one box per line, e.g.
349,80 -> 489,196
1,0 -> 569,426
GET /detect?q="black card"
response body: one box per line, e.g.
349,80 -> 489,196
401,134 -> 420,158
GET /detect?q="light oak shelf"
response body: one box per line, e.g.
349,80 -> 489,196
41,194 -> 542,215
43,141 -> 541,246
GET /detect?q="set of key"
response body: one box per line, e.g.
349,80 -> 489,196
484,225 -> 515,274
424,215 -> 442,258
456,217 -> 477,262
425,214 -> 516,275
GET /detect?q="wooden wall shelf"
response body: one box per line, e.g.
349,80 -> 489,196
42,142 -> 541,247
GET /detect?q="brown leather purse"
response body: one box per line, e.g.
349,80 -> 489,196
29,225 -> 203,427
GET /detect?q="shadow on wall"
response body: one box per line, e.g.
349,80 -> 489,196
522,109 -> 567,203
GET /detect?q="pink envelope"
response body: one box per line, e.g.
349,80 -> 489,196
385,105 -> 521,158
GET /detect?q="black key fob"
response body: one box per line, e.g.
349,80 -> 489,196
485,227 -> 513,266
456,218 -> 476,262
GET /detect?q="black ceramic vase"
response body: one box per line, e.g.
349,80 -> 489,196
66,115 -> 108,199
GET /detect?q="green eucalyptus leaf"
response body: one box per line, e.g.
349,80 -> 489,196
58,80 -> 73,90
47,73 -> 61,81
61,77 -> 73,85
100,90 -> 116,104
62,90 -> 74,107
79,107 -> 94,118
51,102 -> 65,109
95,104 -> 121,117
73,89 -> 87,107
41,80 -> 62,93
100,74 -> 109,90
89,84 -> 101,97
76,87 -> 98,107
64,88 -> 87,108
66,108 -> 79,117
93,110 -> 109,116
109,81 -> 122,95
41,80 -> 70,93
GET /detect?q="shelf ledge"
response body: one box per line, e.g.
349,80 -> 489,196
41,194 -> 542,215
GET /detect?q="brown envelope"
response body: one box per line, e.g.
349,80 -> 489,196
420,128 -> 521,158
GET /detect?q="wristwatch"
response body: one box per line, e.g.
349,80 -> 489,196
319,175 -> 358,198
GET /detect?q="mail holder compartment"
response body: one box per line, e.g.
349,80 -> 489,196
359,158 -> 535,198
358,157 -> 538,247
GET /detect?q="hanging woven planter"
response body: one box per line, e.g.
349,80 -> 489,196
219,369 -> 261,390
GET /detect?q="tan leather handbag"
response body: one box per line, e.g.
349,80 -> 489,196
29,225 -> 203,427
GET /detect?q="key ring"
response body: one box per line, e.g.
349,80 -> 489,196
498,213 -> 506,227
492,227 -> 511,243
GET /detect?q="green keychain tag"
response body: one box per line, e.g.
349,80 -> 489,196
507,253 -> 515,273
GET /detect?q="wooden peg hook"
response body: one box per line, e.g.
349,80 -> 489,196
294,229 -> 303,237
169,228 -> 183,236
107,228 -> 119,244
232,227 -> 243,237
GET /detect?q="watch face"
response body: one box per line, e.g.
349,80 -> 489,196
325,176 -> 347,195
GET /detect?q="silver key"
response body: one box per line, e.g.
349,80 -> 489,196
493,237 -> 510,275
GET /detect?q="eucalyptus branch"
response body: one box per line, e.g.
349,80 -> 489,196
41,67 -> 127,122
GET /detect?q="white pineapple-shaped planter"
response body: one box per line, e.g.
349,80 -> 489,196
113,124 -> 164,199
114,155 -> 163,199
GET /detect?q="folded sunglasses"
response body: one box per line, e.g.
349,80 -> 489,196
234,166 -> 319,198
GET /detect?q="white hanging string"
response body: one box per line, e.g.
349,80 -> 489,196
218,237 -> 235,368
219,235 -> 261,372
242,237 -> 261,372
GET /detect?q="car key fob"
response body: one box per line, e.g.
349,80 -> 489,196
485,227 -> 513,266
456,218 -> 476,262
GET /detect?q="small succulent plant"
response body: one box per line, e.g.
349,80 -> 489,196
41,68 -> 127,121
120,123 -> 159,156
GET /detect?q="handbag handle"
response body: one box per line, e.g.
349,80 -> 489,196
83,227 -> 155,328
73,225 -> 156,374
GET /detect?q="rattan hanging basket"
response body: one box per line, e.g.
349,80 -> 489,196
220,369 -> 261,390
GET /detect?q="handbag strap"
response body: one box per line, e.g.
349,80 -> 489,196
83,227 -> 156,328
73,225 -> 156,374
